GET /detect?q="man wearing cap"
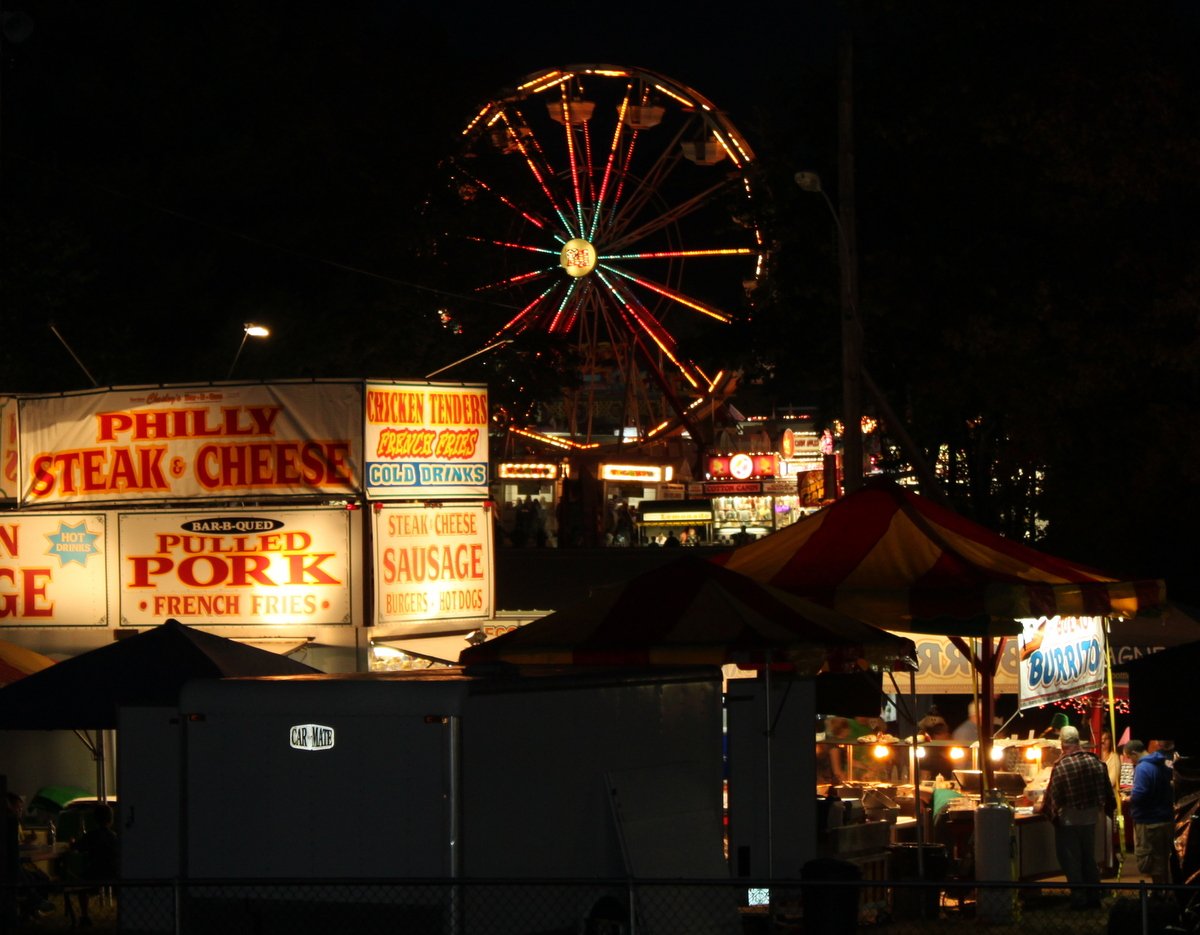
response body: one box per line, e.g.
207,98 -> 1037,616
1036,725 -> 1116,909
1130,739 -> 1175,884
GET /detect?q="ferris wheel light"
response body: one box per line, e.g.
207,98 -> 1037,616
450,65 -> 760,444
560,238 -> 597,277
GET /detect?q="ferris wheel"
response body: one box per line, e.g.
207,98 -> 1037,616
432,64 -> 765,446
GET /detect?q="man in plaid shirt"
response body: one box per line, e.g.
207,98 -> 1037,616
1037,725 -> 1117,909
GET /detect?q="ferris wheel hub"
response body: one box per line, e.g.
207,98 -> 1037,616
560,238 -> 597,277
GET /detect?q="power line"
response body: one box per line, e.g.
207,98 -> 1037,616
5,150 -> 519,310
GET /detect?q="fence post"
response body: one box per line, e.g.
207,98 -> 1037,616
627,878 -> 637,935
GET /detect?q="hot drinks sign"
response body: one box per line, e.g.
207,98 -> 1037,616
0,513 -> 107,626
17,383 -> 362,506
364,382 -> 489,499
119,508 -> 351,627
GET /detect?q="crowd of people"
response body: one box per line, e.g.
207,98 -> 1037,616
1033,727 -> 1179,907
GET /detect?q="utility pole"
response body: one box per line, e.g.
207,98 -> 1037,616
837,23 -> 863,494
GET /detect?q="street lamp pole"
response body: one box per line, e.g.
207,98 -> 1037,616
227,323 -> 270,380
795,27 -> 863,495
795,165 -> 863,496
835,27 -> 864,495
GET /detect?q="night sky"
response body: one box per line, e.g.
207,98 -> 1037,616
3,2 -> 1199,601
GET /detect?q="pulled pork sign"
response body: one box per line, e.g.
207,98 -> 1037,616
17,383 -> 362,506
119,508 -> 351,627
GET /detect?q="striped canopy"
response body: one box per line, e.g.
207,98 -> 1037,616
721,478 -> 1165,637
0,638 -> 56,686
459,556 -> 916,671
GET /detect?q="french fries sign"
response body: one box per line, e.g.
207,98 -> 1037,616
120,509 -> 351,626
364,382 -> 489,499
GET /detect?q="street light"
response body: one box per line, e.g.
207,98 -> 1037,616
795,170 -> 864,494
227,323 -> 270,379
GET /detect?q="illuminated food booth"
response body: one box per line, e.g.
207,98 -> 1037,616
696,453 -> 811,544
491,461 -> 563,547
635,499 -> 714,546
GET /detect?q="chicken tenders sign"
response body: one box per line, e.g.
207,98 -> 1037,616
364,382 -> 489,499
18,384 -> 362,505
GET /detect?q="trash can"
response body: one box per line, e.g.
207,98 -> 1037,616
887,843 -> 947,920
800,857 -> 861,935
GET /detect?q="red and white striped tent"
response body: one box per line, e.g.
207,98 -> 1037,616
721,478 -> 1165,638
0,639 -> 55,687
459,556 -> 916,673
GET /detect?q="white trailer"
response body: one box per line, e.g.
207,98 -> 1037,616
118,667 -> 738,935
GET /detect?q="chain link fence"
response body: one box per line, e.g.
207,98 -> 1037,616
4,875 -> 1198,934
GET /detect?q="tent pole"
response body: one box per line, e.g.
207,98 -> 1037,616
764,665 -> 774,879
1103,618 -> 1124,850
95,730 -> 106,802
909,667 -> 925,880
980,639 -> 996,791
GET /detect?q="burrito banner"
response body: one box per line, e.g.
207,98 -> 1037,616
18,383 -> 362,505
1,513 -> 107,627
1018,615 -> 1106,710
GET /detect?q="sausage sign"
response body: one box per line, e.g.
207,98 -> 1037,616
374,502 -> 494,625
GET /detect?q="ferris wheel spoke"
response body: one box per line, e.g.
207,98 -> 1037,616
555,86 -> 588,237
448,161 -> 561,236
589,85 -> 635,242
473,266 -> 558,294
495,283 -> 562,338
604,175 -> 743,254
598,263 -> 733,324
499,109 -> 577,235
462,235 -> 561,259
602,118 -> 693,241
601,247 -> 753,261
594,270 -> 705,390
547,278 -> 585,334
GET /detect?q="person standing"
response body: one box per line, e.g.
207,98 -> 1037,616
952,700 -> 979,744
1036,725 -> 1116,910
1129,739 -> 1175,885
